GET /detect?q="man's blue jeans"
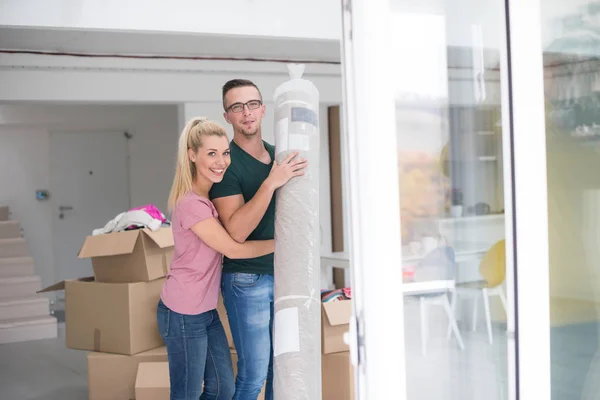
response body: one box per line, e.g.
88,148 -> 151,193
157,299 -> 235,400
221,273 -> 274,400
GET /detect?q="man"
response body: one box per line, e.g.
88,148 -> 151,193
209,79 -> 306,400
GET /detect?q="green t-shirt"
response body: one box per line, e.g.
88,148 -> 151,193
209,140 -> 275,275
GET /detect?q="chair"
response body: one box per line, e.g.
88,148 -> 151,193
447,239 -> 508,344
409,246 -> 465,356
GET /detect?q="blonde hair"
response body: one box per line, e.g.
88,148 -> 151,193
168,117 -> 228,211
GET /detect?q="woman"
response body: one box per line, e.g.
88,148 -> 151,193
157,117 -> 276,400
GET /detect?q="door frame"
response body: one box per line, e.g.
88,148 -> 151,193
339,0 -> 551,398
504,0 -> 551,398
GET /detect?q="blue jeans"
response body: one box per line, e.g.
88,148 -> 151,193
221,273 -> 274,400
157,299 -> 235,400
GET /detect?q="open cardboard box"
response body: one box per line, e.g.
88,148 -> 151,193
39,277 -> 165,355
78,227 -> 174,283
321,300 -> 353,354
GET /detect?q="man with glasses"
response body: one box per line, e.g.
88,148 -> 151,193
209,79 -> 306,400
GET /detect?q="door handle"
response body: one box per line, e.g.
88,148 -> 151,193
58,205 -> 73,220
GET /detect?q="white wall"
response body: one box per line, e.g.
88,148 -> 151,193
0,104 -> 179,288
0,0 -> 342,40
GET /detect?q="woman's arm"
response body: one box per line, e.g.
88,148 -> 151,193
190,217 -> 274,259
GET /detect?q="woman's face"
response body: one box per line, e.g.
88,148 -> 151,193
189,135 -> 231,183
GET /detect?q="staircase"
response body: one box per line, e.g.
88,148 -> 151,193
0,204 -> 57,344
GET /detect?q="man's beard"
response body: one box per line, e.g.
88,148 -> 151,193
240,126 -> 259,137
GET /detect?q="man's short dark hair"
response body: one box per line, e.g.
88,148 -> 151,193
222,79 -> 262,110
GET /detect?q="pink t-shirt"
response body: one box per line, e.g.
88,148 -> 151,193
160,192 -> 223,315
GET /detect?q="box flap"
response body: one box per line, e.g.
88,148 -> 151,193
37,276 -> 95,293
37,280 -> 66,293
78,231 -> 139,258
143,228 -> 174,248
322,300 -> 353,326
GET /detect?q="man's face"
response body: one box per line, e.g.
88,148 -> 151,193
223,86 -> 266,138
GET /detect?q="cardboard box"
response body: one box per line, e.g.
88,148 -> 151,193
88,346 -> 168,400
134,350 -> 354,400
135,362 -> 170,400
133,350 -> 260,400
321,300 -> 353,354
0,205 -> 8,221
78,228 -> 174,283
231,349 -> 265,400
217,293 -> 235,349
322,352 -> 355,400
39,277 -> 165,355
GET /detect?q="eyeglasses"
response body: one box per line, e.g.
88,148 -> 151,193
226,100 -> 262,113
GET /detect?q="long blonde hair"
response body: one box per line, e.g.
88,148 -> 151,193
168,117 -> 228,211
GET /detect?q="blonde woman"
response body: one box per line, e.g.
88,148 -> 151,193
158,117 -> 283,400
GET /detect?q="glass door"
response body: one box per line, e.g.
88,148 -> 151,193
340,0 -> 550,398
537,1 -> 600,399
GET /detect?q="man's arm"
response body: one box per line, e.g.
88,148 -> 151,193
212,180 -> 276,243
213,152 -> 308,243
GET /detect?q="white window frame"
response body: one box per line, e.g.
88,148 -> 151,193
340,0 -> 551,398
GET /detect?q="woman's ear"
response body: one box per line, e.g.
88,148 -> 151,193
188,148 -> 196,163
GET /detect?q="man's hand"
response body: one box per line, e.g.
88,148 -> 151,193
265,152 -> 308,190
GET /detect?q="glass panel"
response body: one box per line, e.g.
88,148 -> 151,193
390,1 -> 514,398
540,1 -> 600,399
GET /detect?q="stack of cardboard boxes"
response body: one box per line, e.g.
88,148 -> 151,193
37,223 -> 356,399
321,299 -> 355,400
38,227 -> 174,400
132,285 -> 357,400
133,294 -> 261,399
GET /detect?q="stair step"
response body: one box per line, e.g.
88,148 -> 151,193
0,296 -> 50,321
0,257 -> 35,278
0,315 -> 57,344
0,238 -> 28,258
0,205 -> 8,222
0,276 -> 42,298
0,221 -> 20,239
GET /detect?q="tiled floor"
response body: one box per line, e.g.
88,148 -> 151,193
0,323 -> 87,400
402,301 -> 510,400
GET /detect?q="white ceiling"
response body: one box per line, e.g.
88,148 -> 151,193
0,26 -> 342,64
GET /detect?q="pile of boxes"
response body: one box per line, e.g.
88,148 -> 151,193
38,227 -> 174,400
321,298 -> 355,400
37,224 -> 356,399
131,296 -> 244,400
